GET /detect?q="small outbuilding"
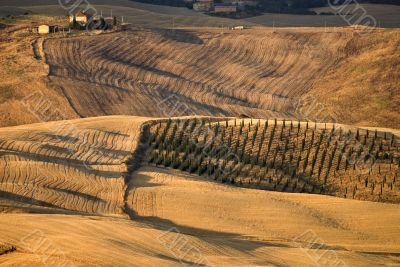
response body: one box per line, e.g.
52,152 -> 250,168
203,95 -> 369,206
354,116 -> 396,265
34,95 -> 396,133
34,25 -> 67,34
38,24 -> 50,34
233,25 -> 244,30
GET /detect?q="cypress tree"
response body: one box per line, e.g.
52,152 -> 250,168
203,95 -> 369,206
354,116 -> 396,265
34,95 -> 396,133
318,148 -> 328,180
303,143 -> 312,173
296,154 -> 302,170
227,127 -> 233,147
272,145 -> 280,168
297,120 -> 301,136
266,124 -> 276,157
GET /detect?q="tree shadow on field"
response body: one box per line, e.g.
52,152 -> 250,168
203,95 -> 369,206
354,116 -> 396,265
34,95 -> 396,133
124,171 -> 292,267
2,149 -> 122,179
0,190 -> 99,215
124,167 -> 364,265
126,208 -> 291,267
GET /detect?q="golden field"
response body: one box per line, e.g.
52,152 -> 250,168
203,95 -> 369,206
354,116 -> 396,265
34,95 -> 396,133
0,117 -> 399,266
0,9 -> 400,266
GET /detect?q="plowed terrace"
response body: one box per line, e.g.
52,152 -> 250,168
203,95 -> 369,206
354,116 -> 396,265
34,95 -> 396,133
0,116 -> 147,214
43,28 -> 400,128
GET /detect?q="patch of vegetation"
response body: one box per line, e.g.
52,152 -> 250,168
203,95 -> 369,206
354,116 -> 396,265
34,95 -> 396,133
0,15 -> 19,25
0,85 -> 17,104
146,118 -> 400,203
0,244 -> 16,255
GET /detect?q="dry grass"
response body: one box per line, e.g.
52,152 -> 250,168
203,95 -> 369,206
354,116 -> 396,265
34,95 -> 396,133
308,29 -> 400,128
40,27 -> 400,128
0,116 -> 398,266
0,15 -> 78,127
0,17 -> 399,128
124,166 -> 400,266
0,116 -> 148,214
0,6 -> 399,266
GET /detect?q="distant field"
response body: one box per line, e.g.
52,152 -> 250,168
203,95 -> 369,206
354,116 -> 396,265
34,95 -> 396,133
313,4 -> 400,28
1,0 -> 400,27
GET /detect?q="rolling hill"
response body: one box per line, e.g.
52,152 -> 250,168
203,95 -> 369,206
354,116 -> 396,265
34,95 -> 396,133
0,9 -> 400,266
43,27 -> 400,128
0,116 -> 399,266
1,17 -> 399,128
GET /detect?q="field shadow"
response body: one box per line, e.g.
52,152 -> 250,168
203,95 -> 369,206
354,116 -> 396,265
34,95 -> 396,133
0,190 -> 100,215
126,207 -> 291,266
124,171 -> 291,266
2,148 -> 122,179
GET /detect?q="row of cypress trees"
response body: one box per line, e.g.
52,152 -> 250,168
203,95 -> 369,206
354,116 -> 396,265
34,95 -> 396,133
146,118 -> 400,201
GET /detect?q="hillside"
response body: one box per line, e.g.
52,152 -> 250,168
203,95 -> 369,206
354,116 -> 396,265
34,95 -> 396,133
147,118 -> 400,203
0,18 -> 399,128
43,27 -> 400,128
1,5 -> 400,266
0,116 -> 399,266
0,116 -> 148,214
0,16 -> 78,127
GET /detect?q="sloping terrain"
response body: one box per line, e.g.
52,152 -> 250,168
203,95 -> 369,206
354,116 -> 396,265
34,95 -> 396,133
43,27 -> 400,128
307,29 -> 400,128
147,118 -> 400,203
127,166 -> 400,266
0,116 -> 399,266
0,16 -> 78,127
0,19 -> 399,128
1,166 -> 400,266
0,116 -> 147,214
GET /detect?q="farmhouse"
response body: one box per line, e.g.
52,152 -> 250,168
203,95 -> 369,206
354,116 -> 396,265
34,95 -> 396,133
213,3 -> 237,13
69,10 -> 93,25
